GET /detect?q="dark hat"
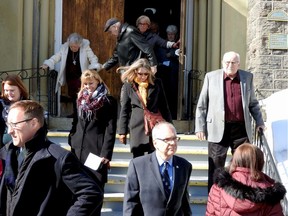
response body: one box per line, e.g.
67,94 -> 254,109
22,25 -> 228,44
104,18 -> 119,32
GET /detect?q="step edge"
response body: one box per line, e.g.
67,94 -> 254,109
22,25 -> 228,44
47,132 -> 199,140
110,161 -> 208,169
103,193 -> 208,204
107,179 -> 208,186
112,148 -> 208,155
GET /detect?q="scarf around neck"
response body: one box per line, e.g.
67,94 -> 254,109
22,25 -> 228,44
134,78 -> 149,106
77,83 -> 108,120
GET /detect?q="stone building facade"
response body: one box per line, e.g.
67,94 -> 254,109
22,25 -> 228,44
247,0 -> 288,100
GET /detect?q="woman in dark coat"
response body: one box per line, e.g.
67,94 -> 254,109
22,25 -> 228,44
0,74 -> 29,179
117,58 -> 172,158
70,69 -> 117,190
0,75 -> 29,147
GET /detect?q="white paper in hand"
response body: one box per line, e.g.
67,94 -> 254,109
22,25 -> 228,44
84,153 -> 102,171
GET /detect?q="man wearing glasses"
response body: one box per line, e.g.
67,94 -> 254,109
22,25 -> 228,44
0,100 -> 103,215
123,122 -> 192,216
195,51 -> 265,193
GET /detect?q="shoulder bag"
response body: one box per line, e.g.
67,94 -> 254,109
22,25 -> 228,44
132,83 -> 165,136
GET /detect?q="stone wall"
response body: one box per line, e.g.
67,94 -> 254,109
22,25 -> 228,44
247,0 -> 288,100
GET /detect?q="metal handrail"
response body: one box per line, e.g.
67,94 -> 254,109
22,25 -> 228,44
254,128 -> 288,215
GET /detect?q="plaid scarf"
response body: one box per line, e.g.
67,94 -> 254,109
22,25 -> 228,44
77,83 -> 108,121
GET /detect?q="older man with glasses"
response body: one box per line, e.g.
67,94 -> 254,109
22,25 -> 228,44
195,51 -> 265,193
123,121 -> 192,216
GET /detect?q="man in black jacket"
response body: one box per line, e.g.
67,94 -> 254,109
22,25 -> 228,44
103,18 -> 158,74
0,100 -> 103,215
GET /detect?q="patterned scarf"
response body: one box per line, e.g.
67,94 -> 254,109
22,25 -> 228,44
77,83 -> 108,121
134,78 -> 149,106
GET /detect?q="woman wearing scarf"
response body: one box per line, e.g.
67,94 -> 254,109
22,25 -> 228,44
117,58 -> 172,158
70,70 -> 117,211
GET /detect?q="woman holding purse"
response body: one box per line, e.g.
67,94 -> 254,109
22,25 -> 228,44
117,58 -> 172,158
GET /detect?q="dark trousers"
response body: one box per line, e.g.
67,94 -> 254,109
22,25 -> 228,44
132,137 -> 155,158
132,147 -> 154,158
94,182 -> 105,216
208,122 -> 248,192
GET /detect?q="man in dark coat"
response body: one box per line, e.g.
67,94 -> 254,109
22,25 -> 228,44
0,100 -> 103,216
102,18 -> 158,74
123,122 -> 192,216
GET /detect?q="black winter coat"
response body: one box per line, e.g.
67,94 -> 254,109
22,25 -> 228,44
118,79 -> 172,152
103,23 -> 158,70
0,99 -> 10,148
70,96 -> 117,184
142,30 -> 168,49
0,127 -> 103,216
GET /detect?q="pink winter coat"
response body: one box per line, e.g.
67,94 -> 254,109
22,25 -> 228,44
205,167 -> 286,216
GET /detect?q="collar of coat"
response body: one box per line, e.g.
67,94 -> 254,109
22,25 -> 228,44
214,168 -> 286,205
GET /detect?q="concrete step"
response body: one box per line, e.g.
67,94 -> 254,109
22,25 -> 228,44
47,131 -> 205,147
101,209 -> 205,216
109,159 -> 209,177
100,209 -> 122,216
106,174 -> 208,197
47,131 -> 210,215
48,118 -> 194,133
102,193 -> 207,215
111,144 -> 210,161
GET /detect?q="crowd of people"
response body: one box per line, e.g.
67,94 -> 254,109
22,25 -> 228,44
0,12 -> 286,216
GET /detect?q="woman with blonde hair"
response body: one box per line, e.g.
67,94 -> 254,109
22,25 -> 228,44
206,143 -> 286,216
70,70 -> 117,215
117,58 -> 172,158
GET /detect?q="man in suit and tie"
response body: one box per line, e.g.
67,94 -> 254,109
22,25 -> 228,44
195,51 -> 265,192
123,122 -> 192,216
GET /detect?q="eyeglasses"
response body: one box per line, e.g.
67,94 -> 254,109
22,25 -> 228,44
6,118 -> 33,129
137,73 -> 149,77
224,61 -> 239,65
138,23 -> 148,26
156,136 -> 180,144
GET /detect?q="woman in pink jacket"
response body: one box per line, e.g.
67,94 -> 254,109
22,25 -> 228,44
206,143 -> 286,216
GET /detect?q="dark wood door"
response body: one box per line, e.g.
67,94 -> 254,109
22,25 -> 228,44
62,0 -> 124,99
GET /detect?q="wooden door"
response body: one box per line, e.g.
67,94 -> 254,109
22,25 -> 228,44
62,0 -> 124,99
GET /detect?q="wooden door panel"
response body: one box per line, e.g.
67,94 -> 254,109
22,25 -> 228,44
62,0 -> 124,99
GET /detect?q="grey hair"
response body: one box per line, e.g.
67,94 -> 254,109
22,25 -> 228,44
166,25 -> 178,34
136,15 -> 151,27
67,33 -> 83,45
223,51 -> 241,62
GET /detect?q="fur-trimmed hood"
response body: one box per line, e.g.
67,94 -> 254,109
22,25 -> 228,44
214,168 -> 286,213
